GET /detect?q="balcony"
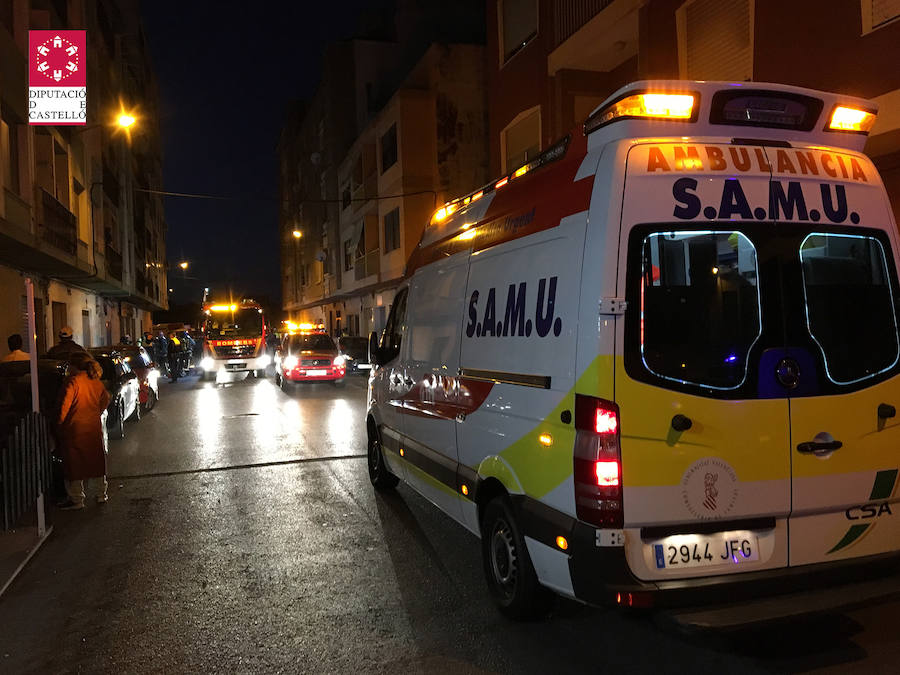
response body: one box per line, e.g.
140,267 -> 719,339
354,249 -> 380,281
37,189 -> 77,256
548,0 -> 642,76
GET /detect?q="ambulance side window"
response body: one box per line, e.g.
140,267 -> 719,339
379,288 -> 408,362
799,233 -> 900,384
640,230 -> 761,390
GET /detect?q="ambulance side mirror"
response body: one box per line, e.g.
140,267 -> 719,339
368,331 -> 381,367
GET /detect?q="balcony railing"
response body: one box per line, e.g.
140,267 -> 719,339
36,188 -> 77,256
553,0 -> 616,48
354,249 -> 380,281
106,247 -> 122,280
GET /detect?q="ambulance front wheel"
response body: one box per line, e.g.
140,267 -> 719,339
368,430 -> 399,491
481,497 -> 553,620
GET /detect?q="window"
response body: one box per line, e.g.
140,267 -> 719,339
341,184 -> 351,210
500,0 -> 538,63
379,288 -> 408,362
640,231 -> 761,390
800,233 -> 899,384
677,0 -> 753,81
1,107 -> 20,194
861,0 -> 900,34
501,107 -> 541,173
384,208 -> 400,252
344,239 -> 352,271
381,124 -> 397,173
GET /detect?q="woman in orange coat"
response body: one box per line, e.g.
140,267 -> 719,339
56,352 -> 111,510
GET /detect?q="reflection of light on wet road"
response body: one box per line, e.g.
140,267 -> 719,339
249,379 -> 292,461
196,384 -> 223,462
327,399 -> 354,450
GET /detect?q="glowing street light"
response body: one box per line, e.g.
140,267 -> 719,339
117,113 -> 136,129
179,261 -> 189,270
292,230 -> 302,239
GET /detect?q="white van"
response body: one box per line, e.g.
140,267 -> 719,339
366,80 -> 900,626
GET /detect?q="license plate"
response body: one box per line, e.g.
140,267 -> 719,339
226,363 -> 246,370
357,363 -> 372,370
306,369 -> 327,376
650,531 -> 760,570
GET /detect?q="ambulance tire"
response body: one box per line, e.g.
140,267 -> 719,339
482,497 -> 553,620
368,430 -> 399,491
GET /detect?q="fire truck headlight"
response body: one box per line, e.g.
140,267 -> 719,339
258,353 -> 271,367
200,357 -> 215,371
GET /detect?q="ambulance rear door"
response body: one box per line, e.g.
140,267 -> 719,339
771,146 -> 900,565
615,141 -> 792,582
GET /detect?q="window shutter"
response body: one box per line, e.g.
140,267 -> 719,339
681,0 -> 753,82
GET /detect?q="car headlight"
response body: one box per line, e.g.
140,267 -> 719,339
258,353 -> 271,367
284,356 -> 299,370
333,356 -> 345,367
200,357 -> 215,371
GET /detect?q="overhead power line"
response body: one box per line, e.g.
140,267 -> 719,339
135,187 -> 438,206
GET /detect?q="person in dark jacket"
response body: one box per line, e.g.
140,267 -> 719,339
46,326 -> 87,359
153,331 -> 169,376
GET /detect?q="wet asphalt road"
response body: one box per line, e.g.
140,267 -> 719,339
1,373 -> 899,673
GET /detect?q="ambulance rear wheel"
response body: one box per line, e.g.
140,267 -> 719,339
368,430 -> 398,491
481,497 -> 553,620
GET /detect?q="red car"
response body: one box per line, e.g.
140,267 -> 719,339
275,332 -> 345,387
109,344 -> 160,411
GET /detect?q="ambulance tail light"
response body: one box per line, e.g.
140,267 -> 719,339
573,395 -> 623,528
827,105 -> 877,134
585,92 -> 695,133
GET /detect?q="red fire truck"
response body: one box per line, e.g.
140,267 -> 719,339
198,300 -> 271,380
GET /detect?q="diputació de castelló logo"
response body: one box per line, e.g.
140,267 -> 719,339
28,30 -> 87,125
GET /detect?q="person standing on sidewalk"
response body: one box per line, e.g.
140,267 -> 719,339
55,351 -> 111,510
1,334 -> 29,362
46,326 -> 87,359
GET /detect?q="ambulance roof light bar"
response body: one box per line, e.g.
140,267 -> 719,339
584,91 -> 698,134
428,135 -> 571,226
827,105 -> 877,134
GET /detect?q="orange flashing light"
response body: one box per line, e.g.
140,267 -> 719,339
471,190 -> 484,201
539,432 -> 553,447
461,484 -> 469,496
828,106 -> 876,133
495,177 -> 509,189
514,165 -> 529,178
208,304 -> 237,312
555,536 -> 568,551
590,92 -> 695,130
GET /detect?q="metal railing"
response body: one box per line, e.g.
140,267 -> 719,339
354,249 -> 380,281
0,413 -> 53,531
37,188 -> 77,256
553,0 -> 616,48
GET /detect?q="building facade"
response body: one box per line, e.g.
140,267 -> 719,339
0,0 -> 167,354
488,0 -> 900,219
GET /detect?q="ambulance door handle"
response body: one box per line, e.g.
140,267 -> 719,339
797,440 -> 842,455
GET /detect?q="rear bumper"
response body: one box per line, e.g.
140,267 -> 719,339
513,496 -> 900,625
204,354 -> 271,373
283,366 -> 345,382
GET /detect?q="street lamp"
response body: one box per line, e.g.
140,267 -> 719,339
292,230 -> 302,239
117,113 -> 136,129
179,261 -> 189,270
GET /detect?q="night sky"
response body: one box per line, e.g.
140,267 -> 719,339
139,0 -> 382,309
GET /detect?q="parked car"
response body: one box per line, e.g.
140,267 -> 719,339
338,336 -> 371,374
109,343 -> 160,412
88,349 -> 140,439
0,358 -> 69,439
274,332 -> 345,387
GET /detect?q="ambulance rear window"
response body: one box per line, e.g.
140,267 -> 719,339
800,233 -> 899,384
641,231 -> 761,390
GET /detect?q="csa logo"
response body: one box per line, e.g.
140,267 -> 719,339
28,30 -> 87,125
681,457 -> 738,519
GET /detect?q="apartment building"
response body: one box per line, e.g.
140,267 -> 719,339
292,43 -> 488,337
0,0 -> 166,354
488,0 -> 900,219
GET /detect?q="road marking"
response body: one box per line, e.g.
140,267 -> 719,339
109,454 -> 367,480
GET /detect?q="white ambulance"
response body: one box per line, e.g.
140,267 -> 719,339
366,80 -> 900,626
